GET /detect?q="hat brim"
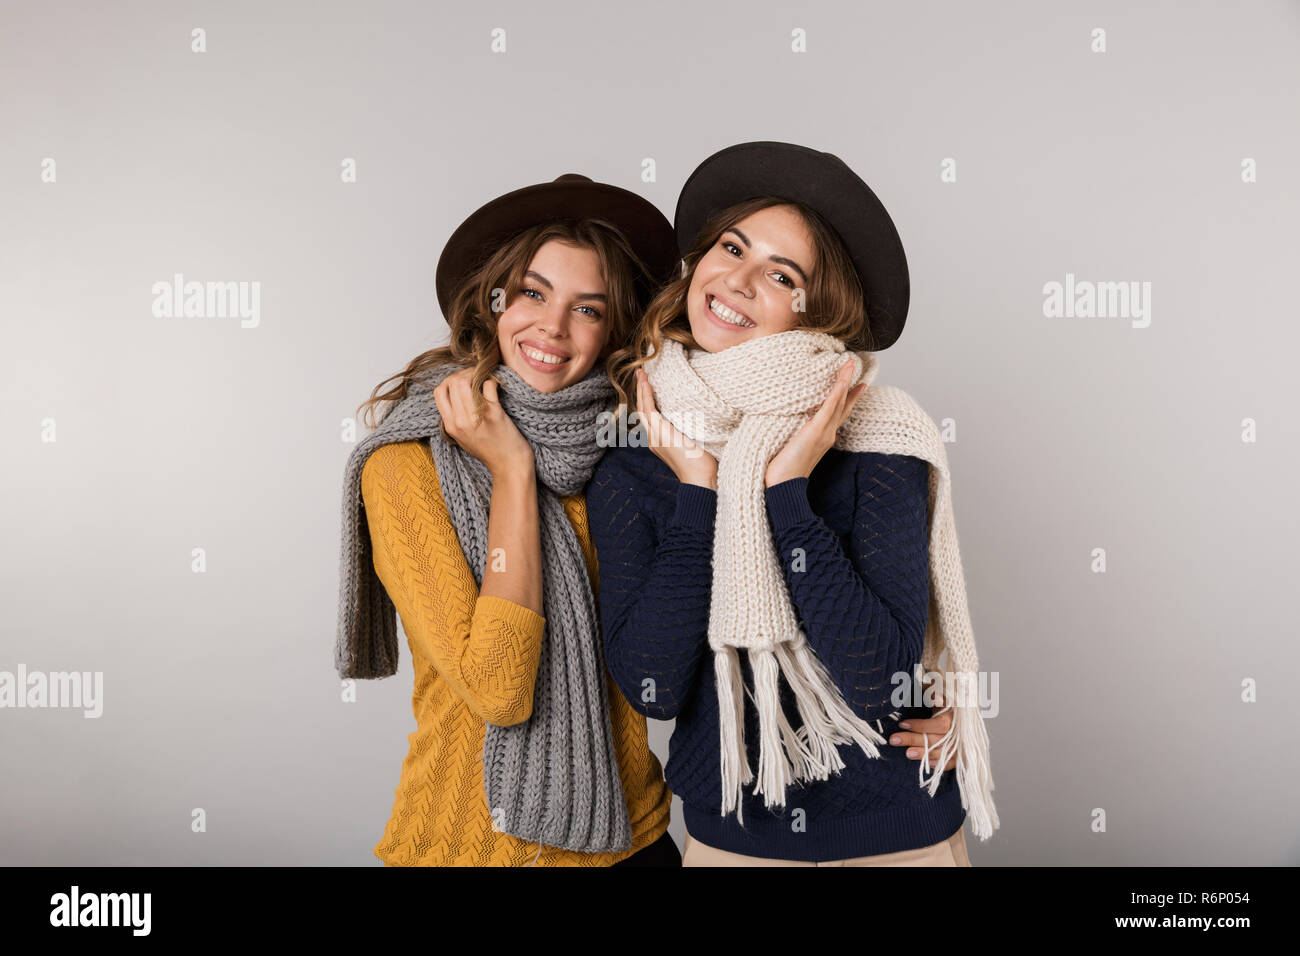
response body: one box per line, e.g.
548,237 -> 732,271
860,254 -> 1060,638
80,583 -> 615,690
434,178 -> 677,318
674,141 -> 909,350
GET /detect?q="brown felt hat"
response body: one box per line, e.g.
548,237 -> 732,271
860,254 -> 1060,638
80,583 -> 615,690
434,173 -> 677,318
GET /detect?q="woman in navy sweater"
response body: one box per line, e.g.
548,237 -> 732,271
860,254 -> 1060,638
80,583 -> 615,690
587,143 -> 973,866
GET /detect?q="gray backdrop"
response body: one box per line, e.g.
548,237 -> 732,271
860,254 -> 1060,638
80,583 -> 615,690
2,0 -> 1298,866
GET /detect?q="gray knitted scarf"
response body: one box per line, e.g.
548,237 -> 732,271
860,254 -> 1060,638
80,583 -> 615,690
335,361 -> 632,854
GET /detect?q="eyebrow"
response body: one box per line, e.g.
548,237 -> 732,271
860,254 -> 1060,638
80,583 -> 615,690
524,270 -> 606,301
722,228 -> 810,284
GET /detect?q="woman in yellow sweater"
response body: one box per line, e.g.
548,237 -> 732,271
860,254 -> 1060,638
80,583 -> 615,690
335,174 -> 680,865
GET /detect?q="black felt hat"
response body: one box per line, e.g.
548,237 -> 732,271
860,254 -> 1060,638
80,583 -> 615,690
434,173 -> 677,318
674,141 -> 910,350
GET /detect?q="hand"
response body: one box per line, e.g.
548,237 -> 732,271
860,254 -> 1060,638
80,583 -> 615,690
635,367 -> 717,488
433,368 -> 534,478
889,685 -> 958,772
765,359 -> 867,487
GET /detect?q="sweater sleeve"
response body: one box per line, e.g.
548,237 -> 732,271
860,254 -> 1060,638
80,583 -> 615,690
764,452 -> 931,722
585,449 -> 717,720
360,441 -> 547,726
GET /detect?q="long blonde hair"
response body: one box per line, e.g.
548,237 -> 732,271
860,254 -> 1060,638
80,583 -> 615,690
608,196 -> 871,406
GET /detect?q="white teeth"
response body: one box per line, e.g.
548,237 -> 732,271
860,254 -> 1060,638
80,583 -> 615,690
709,297 -> 755,327
520,344 -> 568,365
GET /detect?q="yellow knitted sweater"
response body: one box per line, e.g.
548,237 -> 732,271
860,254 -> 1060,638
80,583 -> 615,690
360,440 -> 672,866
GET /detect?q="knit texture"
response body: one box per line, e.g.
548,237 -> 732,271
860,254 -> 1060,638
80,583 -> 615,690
642,330 -> 998,840
336,361 -> 632,853
362,441 -> 671,865
587,443 -> 966,861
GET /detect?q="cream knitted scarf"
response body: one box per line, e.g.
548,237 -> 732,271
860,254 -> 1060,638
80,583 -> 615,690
643,329 -> 999,840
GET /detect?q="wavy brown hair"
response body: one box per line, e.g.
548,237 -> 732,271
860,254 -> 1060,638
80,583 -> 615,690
356,219 -> 655,432
608,196 -> 870,407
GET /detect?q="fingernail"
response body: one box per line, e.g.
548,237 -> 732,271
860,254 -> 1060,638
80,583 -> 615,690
898,721 -> 911,729
890,735 -> 902,745
906,748 -> 919,757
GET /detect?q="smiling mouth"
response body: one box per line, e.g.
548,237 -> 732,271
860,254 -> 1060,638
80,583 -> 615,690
518,341 -> 571,369
706,294 -> 756,328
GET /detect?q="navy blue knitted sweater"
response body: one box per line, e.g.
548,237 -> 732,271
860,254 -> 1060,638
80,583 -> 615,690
585,442 -> 966,862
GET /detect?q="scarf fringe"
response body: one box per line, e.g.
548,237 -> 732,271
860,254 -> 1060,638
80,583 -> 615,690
778,642 -> 848,781
716,642 -> 892,813
751,650 -> 792,805
916,671 -> 1000,841
714,647 -> 751,824
716,646 -> 999,840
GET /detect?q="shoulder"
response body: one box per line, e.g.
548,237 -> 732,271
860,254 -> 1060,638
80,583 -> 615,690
851,450 -> 929,489
857,383 -> 943,447
361,440 -> 440,508
587,444 -> 680,519
592,442 -> 666,485
842,450 -> 930,522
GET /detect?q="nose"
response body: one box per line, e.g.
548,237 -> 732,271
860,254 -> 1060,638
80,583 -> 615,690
535,303 -> 570,337
723,258 -> 757,299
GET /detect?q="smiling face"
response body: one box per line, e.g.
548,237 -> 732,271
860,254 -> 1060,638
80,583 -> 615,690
684,203 -> 817,353
495,239 -> 610,392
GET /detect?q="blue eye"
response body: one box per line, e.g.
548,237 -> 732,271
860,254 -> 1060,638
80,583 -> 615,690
521,287 -> 543,301
576,305 -> 603,319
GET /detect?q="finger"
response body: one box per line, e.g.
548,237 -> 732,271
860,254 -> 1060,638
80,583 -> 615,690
478,378 -> 504,426
455,374 -> 486,424
894,717 -> 956,738
435,381 -> 456,418
453,375 -> 482,428
433,388 -> 460,445
635,369 -> 649,417
834,359 -> 854,402
894,714 -> 954,735
445,376 -> 468,422
834,361 -> 861,417
641,369 -> 660,414
841,383 -> 868,422
896,735 -> 956,768
889,728 -> 954,750
813,360 -> 854,426
637,382 -> 659,448
638,374 -> 665,447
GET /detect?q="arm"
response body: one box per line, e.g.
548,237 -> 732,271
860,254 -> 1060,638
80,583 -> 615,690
478,466 -> 543,614
765,452 -> 931,722
361,442 -> 546,726
586,449 -> 716,720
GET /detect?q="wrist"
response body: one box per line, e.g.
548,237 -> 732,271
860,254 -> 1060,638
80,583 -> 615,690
765,466 -> 807,487
679,461 -> 717,490
764,476 -> 816,531
489,458 -> 537,485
